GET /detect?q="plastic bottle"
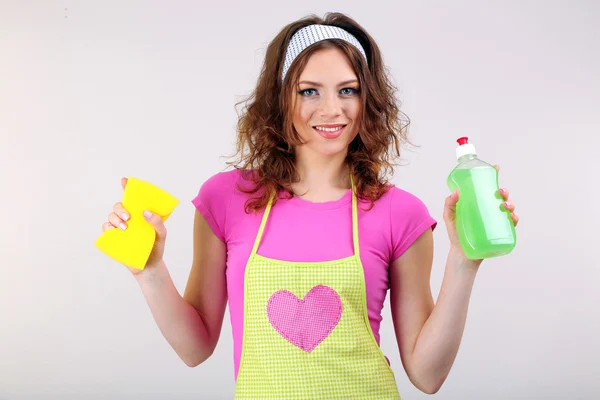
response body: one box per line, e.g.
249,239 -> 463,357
446,137 -> 516,259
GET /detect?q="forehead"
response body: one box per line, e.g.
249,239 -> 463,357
298,46 -> 357,83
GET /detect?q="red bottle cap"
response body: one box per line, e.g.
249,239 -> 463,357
457,137 -> 469,146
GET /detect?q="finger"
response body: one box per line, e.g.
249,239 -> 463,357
102,222 -> 115,232
121,177 -> 128,190
494,164 -> 500,172
112,202 -> 130,221
502,201 -> 515,212
445,190 -> 459,207
443,190 -> 459,220
511,212 -> 519,227
108,212 -> 128,230
143,210 -> 167,239
498,188 -> 509,201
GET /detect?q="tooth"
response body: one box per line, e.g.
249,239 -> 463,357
316,126 -> 341,131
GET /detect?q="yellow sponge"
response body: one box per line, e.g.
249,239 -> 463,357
95,177 -> 179,270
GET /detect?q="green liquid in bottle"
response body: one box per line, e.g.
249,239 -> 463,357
447,144 -> 516,260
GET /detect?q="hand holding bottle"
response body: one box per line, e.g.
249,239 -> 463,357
445,138 -> 519,261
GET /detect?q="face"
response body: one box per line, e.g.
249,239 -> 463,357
291,46 -> 361,159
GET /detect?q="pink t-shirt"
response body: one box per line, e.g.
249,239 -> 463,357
191,169 -> 437,380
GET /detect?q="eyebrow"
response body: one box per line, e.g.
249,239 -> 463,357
298,79 -> 359,86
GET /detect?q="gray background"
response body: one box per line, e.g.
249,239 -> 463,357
1,1 -> 599,399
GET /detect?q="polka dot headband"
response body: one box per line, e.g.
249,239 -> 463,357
281,24 -> 368,82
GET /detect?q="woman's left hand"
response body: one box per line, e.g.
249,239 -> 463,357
444,165 -> 519,261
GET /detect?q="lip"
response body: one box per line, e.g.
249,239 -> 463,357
313,124 -> 347,139
314,123 -> 346,128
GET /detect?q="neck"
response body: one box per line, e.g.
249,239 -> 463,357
292,148 -> 351,201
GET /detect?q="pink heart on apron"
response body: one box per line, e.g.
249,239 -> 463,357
266,285 -> 342,352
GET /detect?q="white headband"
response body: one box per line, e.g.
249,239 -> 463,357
281,24 -> 368,82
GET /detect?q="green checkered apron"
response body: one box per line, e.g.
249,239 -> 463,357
234,177 -> 401,399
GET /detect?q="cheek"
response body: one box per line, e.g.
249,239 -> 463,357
297,102 -> 314,123
347,100 -> 361,120
293,103 -> 315,137
344,102 -> 361,133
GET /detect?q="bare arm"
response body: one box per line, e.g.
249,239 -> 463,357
135,210 -> 228,367
390,229 -> 478,394
389,167 -> 519,394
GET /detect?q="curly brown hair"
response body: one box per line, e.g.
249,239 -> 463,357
227,12 -> 412,213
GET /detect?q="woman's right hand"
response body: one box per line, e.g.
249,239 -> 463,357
101,177 -> 168,275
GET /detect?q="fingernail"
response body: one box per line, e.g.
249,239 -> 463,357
144,210 -> 152,218
119,222 -> 127,230
504,201 -> 511,208
122,212 -> 130,221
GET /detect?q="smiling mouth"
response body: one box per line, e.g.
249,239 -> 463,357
312,124 -> 347,139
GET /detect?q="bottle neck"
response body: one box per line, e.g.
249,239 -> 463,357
457,153 -> 477,164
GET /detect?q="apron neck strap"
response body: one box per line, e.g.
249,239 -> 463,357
250,193 -> 273,257
250,173 -> 360,258
350,173 -> 360,258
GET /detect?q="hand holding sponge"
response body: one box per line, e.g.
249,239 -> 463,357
95,177 -> 179,270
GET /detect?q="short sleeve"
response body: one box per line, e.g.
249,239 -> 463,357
191,171 -> 237,242
389,187 -> 438,261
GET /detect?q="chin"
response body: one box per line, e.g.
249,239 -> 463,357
296,127 -> 359,158
307,141 -> 351,157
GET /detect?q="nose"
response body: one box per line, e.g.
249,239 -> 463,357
318,92 -> 342,118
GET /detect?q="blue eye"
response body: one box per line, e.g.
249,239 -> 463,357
298,87 -> 360,97
341,88 -> 359,95
299,89 -> 317,96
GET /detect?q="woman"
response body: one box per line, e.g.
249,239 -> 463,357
102,12 -> 519,399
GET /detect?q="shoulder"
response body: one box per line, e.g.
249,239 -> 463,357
197,168 -> 241,193
386,185 -> 433,216
363,184 -> 432,213
192,168 -> 256,200
381,184 -> 438,261
191,169 -> 246,241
